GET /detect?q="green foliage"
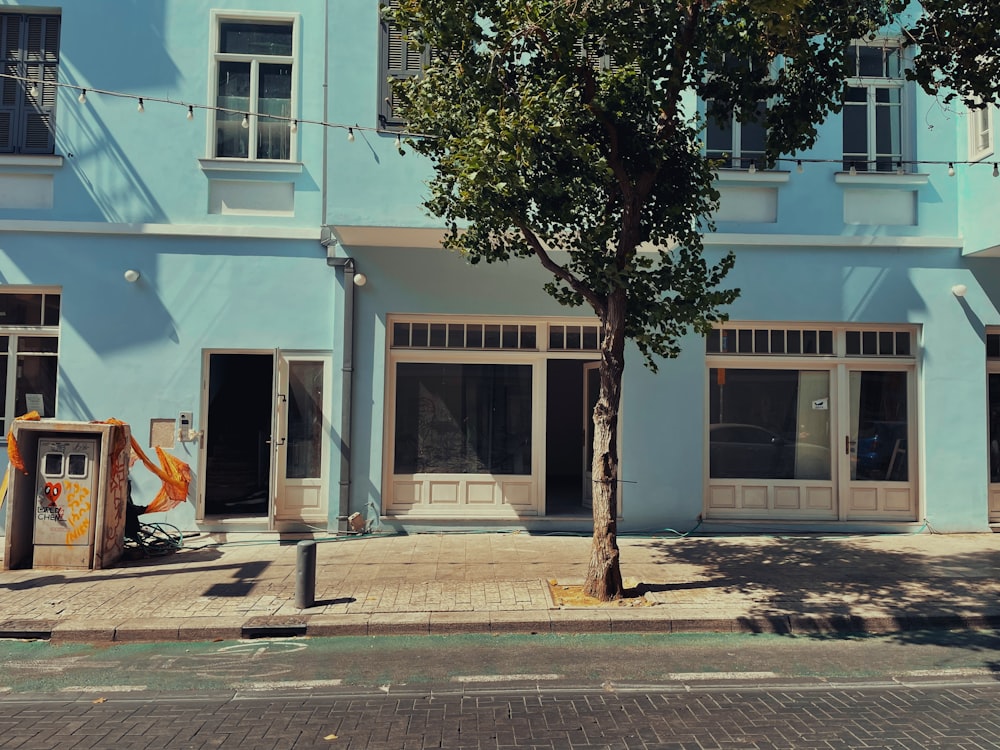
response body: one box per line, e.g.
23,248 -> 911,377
387,0 -> 911,368
904,0 -> 1000,108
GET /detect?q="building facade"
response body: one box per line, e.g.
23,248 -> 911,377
0,1 -> 998,540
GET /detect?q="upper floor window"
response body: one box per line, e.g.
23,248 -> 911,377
0,13 -> 59,155
379,0 -> 428,130
843,40 -> 906,172
211,16 -> 295,160
0,290 -> 60,435
969,102 -> 994,162
705,100 -> 767,169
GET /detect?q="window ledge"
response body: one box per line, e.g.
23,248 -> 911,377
834,171 -> 929,187
198,158 -> 303,174
0,155 -> 64,170
714,169 -> 790,184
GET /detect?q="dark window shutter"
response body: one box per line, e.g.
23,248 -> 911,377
378,0 -> 428,129
0,13 -> 58,154
19,15 -> 58,154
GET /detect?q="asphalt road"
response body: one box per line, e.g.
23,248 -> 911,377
1,631 -> 1000,748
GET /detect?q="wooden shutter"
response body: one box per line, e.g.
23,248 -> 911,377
20,15 -> 58,154
378,0 -> 428,129
0,15 -> 21,153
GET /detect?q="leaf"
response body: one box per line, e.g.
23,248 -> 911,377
92,697 -> 107,704
324,734 -> 338,740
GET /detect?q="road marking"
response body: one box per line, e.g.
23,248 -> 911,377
452,674 -> 562,683
58,685 -> 148,693
666,671 -> 780,681
234,679 -> 344,691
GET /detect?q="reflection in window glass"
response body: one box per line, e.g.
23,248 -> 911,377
850,370 -> 908,481
708,368 -> 831,480
990,374 -> 1000,483
394,363 -> 532,475
286,362 -> 324,479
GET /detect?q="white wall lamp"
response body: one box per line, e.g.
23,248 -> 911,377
353,272 -> 368,287
124,269 -> 141,283
951,283 -> 968,298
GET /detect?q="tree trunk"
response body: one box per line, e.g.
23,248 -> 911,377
583,290 -> 626,601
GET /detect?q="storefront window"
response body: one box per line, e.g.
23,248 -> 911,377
708,368 -> 831,480
394,362 -> 532,474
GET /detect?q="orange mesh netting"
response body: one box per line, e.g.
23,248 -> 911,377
0,414 -> 191,514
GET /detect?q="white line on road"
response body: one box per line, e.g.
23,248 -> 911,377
452,674 -> 563,683
58,685 -> 148,693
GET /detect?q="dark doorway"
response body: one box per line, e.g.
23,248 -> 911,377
545,359 -> 592,515
205,353 -> 273,516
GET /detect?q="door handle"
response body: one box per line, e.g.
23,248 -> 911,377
265,437 -> 286,446
845,435 -> 850,455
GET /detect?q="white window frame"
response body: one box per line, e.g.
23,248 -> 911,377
705,100 -> 767,170
0,288 -> 60,436
207,10 -> 299,162
843,39 -> 908,173
969,101 -> 994,162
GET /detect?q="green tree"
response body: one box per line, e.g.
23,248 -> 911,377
903,0 -> 1000,108
386,0 -> 947,600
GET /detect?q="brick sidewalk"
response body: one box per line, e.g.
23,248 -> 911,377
1,531 -> 1000,642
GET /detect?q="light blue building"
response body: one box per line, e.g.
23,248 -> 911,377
0,1 -> 998,543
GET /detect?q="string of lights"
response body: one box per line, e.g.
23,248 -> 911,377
3,72 -> 996,175
0,71 -> 433,143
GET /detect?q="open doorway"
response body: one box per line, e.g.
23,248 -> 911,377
204,353 -> 273,516
545,359 -> 596,516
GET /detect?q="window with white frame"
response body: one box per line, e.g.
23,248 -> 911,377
211,16 -> 295,160
0,12 -> 59,155
843,40 -> 906,172
969,101 -> 993,162
705,100 -> 767,169
0,291 -> 60,434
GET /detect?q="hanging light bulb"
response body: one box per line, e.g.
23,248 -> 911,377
186,105 -> 194,120
394,134 -> 402,150
289,119 -> 298,133
796,160 -> 803,174
896,161 -> 905,175
849,162 -> 857,176
747,160 -> 757,174
993,163 -> 999,178
241,113 -> 250,129
347,127 -> 355,142
137,98 -> 144,114
77,89 -> 87,104
947,162 -> 955,177
28,81 -> 38,98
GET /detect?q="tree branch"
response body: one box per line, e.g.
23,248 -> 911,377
515,222 -> 607,317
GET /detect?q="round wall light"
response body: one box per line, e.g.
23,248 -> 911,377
124,269 -> 141,283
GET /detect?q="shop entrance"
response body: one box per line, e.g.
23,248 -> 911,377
200,350 -> 331,528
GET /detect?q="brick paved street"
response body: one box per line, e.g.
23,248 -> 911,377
2,682 -> 1000,749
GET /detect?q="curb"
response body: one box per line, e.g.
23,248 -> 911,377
3,610 -> 1000,643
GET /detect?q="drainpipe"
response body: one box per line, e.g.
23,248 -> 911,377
322,227 -> 356,533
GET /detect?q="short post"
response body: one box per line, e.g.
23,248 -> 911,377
295,540 -> 317,609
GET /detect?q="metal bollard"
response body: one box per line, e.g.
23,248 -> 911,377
295,540 -> 317,609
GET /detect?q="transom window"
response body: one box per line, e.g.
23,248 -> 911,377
212,16 -> 295,160
843,40 -> 906,172
0,290 -> 60,434
707,327 -> 835,356
0,12 -> 59,155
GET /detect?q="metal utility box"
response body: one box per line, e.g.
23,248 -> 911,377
4,420 -> 131,570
